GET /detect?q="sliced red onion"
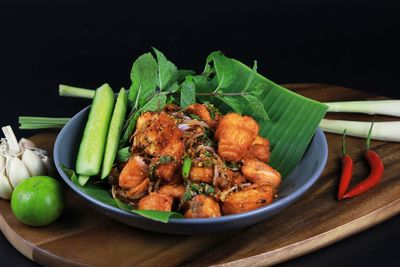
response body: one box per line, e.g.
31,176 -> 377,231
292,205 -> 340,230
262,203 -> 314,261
195,145 -> 216,155
178,124 -> 191,131
171,112 -> 191,120
213,164 -> 219,186
182,119 -> 209,129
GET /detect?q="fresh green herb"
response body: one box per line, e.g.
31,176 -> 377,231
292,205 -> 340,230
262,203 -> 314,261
189,114 -> 202,121
128,52 -> 158,109
182,182 -> 215,203
204,183 -> 215,195
182,157 -> 192,181
182,190 -> 193,203
149,155 -> 175,179
116,147 -> 130,162
177,69 -> 195,83
180,77 -> 196,108
225,161 -> 241,171
204,102 -> 219,120
153,47 -> 178,92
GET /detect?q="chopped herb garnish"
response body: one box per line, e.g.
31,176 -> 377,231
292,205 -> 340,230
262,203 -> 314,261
149,155 -> 175,179
189,114 -> 202,121
204,102 -> 220,120
225,161 -> 241,171
181,182 -> 215,203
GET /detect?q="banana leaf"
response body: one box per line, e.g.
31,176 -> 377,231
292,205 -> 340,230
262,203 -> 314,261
202,55 -> 328,177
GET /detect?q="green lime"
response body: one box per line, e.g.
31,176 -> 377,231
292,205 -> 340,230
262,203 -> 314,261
11,176 -> 65,226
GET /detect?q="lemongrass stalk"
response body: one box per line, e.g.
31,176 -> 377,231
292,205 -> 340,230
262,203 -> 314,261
18,116 -> 70,130
19,124 -> 66,130
325,100 -> 400,117
59,84 -> 95,99
320,119 -> 400,142
19,117 -> 71,124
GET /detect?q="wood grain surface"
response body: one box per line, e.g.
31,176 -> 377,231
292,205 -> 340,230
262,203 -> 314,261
0,84 -> 399,267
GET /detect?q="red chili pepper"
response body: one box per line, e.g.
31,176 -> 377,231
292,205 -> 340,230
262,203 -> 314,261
337,130 -> 353,200
342,121 -> 384,199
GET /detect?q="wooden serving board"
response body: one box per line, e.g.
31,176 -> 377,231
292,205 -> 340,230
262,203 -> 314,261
1,84 -> 399,267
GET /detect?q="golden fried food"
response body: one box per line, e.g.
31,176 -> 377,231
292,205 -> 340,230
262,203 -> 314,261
216,168 -> 246,190
214,113 -> 259,162
135,112 -> 184,182
115,106 -> 283,217
119,155 -> 150,198
245,135 -> 270,162
189,166 -> 213,183
186,103 -> 220,129
184,195 -> 221,218
222,184 -> 274,215
241,158 -> 281,190
158,184 -> 186,199
134,112 -> 183,157
138,193 -> 173,211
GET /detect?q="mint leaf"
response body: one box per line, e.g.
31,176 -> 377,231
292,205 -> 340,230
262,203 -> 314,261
116,147 -> 130,162
206,51 -> 235,90
177,69 -> 195,82
216,96 -> 245,113
166,82 -> 179,93
243,94 -> 270,121
119,112 -> 140,148
128,53 -> 158,108
153,48 -> 178,91
139,93 -> 167,113
180,78 -> 196,108
243,60 -> 258,92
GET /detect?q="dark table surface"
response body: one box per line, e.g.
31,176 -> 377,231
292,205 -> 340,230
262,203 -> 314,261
1,1 -> 399,266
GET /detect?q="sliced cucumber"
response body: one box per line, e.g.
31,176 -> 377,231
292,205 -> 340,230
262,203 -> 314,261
76,83 -> 115,176
101,88 -> 128,179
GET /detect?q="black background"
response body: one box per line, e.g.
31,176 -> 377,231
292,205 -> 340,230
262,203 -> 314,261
0,0 -> 399,266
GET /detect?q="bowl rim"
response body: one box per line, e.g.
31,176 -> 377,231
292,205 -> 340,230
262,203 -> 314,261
54,106 -> 328,224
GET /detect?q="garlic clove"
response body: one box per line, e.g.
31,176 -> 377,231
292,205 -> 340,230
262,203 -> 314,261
6,156 -> 30,188
22,149 -> 47,177
0,168 -> 13,199
19,138 -> 37,150
40,155 -> 54,176
0,155 -> 5,171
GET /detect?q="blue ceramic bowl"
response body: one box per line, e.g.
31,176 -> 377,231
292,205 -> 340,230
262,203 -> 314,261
54,106 -> 328,235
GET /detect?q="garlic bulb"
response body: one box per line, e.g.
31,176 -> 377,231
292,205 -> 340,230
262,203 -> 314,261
0,126 -> 51,199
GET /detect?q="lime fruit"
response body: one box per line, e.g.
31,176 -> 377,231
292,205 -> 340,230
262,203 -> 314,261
11,176 -> 65,226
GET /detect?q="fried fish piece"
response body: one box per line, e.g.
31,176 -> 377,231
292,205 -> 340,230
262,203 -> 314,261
214,113 -> 259,162
118,155 -> 150,199
133,112 -> 183,157
135,111 -> 185,182
244,135 -> 270,162
222,184 -> 274,215
241,158 -> 281,191
186,103 -> 220,129
158,184 -> 186,199
138,184 -> 186,212
189,166 -> 214,183
138,192 -> 173,211
184,195 -> 221,218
